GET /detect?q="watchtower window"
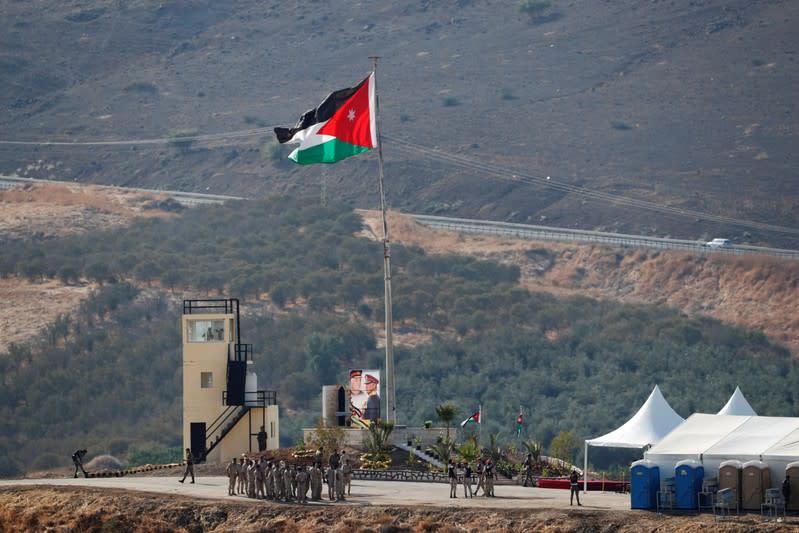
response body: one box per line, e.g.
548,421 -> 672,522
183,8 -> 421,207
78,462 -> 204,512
188,319 -> 225,342
200,372 -> 213,388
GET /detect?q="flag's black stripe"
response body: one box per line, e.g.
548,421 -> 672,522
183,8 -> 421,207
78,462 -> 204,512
274,77 -> 367,144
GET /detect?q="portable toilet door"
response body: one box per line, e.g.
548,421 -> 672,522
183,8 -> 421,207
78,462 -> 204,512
742,460 -> 770,510
719,460 -> 743,511
786,461 -> 799,512
675,459 -> 704,510
630,459 -> 660,509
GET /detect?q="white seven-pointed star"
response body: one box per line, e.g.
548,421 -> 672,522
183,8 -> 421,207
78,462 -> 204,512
347,108 -> 356,121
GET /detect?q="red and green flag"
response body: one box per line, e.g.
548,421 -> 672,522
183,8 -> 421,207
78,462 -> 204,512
274,73 -> 376,165
461,409 -> 481,427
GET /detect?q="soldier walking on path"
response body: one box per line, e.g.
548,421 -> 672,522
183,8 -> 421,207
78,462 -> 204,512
178,448 -> 195,484
71,449 -> 88,478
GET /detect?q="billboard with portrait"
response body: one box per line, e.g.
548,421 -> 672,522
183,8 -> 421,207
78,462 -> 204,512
349,368 -> 380,428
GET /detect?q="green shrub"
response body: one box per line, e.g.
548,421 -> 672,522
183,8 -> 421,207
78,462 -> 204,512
128,447 -> 182,467
169,129 -> 198,154
442,96 -> 460,107
518,0 -> 551,17
262,141 -> 285,162
123,81 -> 158,94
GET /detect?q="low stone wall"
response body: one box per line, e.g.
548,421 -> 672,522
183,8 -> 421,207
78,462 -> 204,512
303,426 -> 456,448
353,469 -> 448,483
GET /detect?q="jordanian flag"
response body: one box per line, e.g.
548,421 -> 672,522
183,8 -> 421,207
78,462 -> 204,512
461,409 -> 481,427
274,73 -> 377,165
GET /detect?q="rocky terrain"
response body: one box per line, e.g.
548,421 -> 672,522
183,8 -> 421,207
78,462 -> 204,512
1,0 -> 798,248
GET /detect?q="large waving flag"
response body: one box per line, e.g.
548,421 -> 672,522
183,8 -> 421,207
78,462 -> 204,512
274,73 -> 377,165
460,408 -> 481,427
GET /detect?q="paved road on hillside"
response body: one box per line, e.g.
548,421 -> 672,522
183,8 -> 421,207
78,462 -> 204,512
0,476 -> 631,510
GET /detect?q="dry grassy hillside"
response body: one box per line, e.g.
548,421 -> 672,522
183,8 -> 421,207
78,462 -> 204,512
361,212 -> 799,356
1,183 -> 797,357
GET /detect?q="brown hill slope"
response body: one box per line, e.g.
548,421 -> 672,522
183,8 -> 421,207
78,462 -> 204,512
1,0 -> 797,248
361,211 -> 799,356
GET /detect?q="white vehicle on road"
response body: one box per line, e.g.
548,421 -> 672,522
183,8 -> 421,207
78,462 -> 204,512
706,238 -> 733,249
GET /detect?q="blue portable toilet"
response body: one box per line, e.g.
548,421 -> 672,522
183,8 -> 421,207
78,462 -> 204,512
631,459 -> 660,509
675,459 -> 704,509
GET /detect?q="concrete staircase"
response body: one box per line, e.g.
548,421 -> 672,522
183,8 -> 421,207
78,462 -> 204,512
394,442 -> 445,470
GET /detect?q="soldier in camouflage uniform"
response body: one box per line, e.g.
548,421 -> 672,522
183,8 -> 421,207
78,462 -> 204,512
225,458 -> 238,496
310,464 -> 323,501
296,465 -> 309,503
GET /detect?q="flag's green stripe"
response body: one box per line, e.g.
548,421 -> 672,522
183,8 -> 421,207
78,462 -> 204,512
290,138 -> 370,165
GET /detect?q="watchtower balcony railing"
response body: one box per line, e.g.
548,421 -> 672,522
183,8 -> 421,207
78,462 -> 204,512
230,343 -> 253,363
222,389 -> 278,407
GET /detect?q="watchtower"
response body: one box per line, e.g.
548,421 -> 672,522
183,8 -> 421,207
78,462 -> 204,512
182,298 -> 279,463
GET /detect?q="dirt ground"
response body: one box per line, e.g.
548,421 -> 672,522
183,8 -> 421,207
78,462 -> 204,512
0,482 -> 794,533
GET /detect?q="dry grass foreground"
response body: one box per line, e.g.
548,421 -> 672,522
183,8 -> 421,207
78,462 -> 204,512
0,486 -> 793,533
359,211 -> 799,356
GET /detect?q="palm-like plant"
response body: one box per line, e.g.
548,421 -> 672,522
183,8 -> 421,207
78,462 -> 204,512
523,439 -> 543,462
435,403 -> 457,438
456,436 -> 481,464
426,437 -> 455,470
362,419 -> 395,459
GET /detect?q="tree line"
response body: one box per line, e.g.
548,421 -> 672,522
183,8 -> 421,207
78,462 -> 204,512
0,196 -> 796,475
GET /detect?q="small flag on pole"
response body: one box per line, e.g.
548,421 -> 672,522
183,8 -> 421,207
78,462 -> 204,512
461,408 -> 481,427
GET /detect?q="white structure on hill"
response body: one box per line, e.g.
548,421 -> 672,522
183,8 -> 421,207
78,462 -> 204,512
716,386 -> 757,416
583,385 -> 684,489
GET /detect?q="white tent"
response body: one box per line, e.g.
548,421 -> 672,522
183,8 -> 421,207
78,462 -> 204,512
583,385 -> 684,489
717,386 -> 757,416
644,413 -> 799,487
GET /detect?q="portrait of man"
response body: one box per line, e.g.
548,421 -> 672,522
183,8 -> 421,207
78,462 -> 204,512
349,369 -> 368,427
349,369 -> 380,428
363,372 -> 381,422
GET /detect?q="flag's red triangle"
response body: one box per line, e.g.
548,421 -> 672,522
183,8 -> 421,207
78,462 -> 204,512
318,76 -> 373,148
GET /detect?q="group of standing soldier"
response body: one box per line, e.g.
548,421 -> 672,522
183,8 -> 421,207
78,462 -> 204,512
448,457 -> 496,498
223,448 -> 352,503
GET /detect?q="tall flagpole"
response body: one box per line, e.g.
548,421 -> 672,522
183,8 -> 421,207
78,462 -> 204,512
478,403 -> 482,449
370,56 -> 396,424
